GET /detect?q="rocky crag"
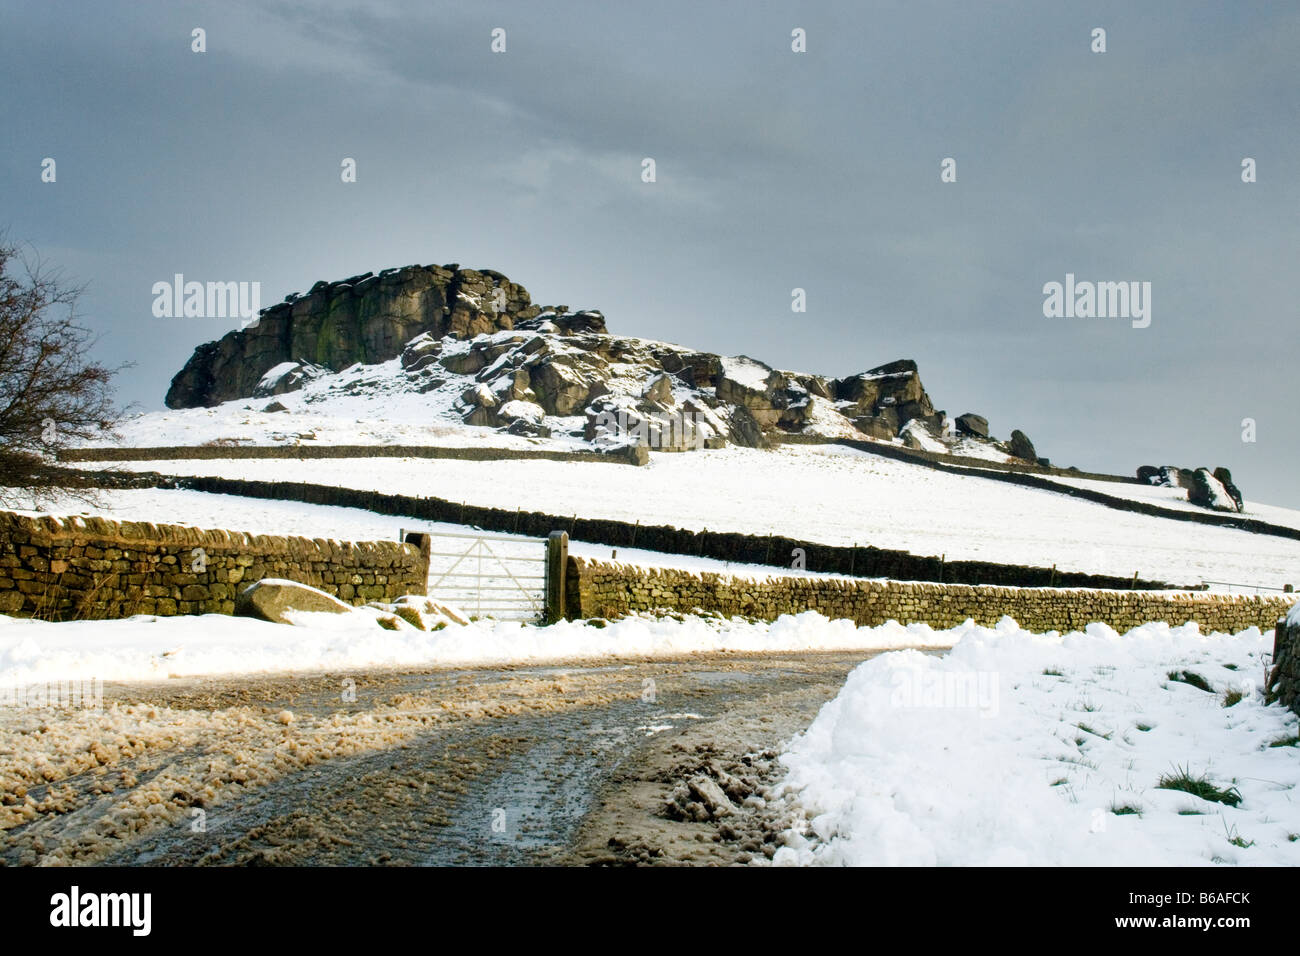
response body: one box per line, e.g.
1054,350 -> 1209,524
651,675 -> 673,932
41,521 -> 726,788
166,265 -> 536,408
166,262 -> 1039,457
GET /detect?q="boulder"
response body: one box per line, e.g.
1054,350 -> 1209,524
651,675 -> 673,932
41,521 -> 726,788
833,360 -> 932,426
529,356 -> 603,416
1187,467 -> 1240,512
235,579 -> 354,624
641,372 -> 674,407
251,361 -> 328,399
955,413 -> 989,438
715,356 -> 812,431
439,347 -> 489,376
725,405 -> 770,449
1008,429 -> 1037,461
497,399 -> 549,436
400,332 -> 442,371
552,310 -> 607,335
1213,467 -> 1245,511
1137,465 -> 1161,484
1151,465 -> 1185,488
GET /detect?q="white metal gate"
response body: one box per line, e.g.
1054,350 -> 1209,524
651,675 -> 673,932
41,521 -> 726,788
422,530 -> 548,622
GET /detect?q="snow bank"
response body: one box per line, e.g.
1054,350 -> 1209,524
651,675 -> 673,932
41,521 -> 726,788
770,619 -> 1300,866
0,609 -> 958,685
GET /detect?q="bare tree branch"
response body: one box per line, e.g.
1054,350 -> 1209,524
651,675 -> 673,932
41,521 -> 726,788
0,236 -> 128,506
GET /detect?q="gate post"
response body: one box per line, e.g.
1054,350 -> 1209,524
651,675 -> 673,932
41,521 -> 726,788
403,532 -> 433,593
545,531 -> 568,624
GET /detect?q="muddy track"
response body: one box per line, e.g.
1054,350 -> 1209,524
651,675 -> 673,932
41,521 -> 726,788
0,651 -> 915,866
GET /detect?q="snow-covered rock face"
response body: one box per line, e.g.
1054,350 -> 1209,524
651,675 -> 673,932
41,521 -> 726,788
261,316 -> 956,453
165,263 -> 539,409
155,263 -> 1029,455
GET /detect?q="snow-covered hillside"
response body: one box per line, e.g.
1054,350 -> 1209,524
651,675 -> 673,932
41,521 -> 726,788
102,318 -> 1023,461
1049,474 -> 1300,532
63,444 -> 1300,589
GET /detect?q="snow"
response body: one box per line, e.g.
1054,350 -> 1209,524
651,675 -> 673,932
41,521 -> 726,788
255,361 -> 301,392
769,619 -> 1300,866
66,443 -> 1300,590
90,352 -> 591,452
801,395 -> 869,439
899,419 -> 947,453
497,400 -> 545,423
949,436 -> 1015,463
719,355 -> 775,390
0,609 -> 956,685
1200,470 -> 1239,512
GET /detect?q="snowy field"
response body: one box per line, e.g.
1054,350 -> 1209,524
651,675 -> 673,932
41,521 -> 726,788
769,613 -> 1300,866
1048,473 -> 1300,532
65,444 -> 1300,589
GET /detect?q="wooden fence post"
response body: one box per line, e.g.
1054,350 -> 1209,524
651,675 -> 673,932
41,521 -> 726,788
545,531 -> 569,624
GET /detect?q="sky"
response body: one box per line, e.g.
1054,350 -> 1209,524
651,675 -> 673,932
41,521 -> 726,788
2,0 -> 1297,504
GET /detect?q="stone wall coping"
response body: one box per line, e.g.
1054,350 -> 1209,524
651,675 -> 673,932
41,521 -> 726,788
569,556 -> 1299,607
0,509 -> 417,558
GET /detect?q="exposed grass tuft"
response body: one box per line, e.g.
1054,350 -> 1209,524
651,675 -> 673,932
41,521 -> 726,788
1167,670 -> 1213,692
1156,765 -> 1242,807
392,606 -> 425,630
1223,821 -> 1254,849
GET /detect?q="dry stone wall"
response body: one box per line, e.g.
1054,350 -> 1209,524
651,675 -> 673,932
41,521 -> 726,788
566,557 -> 1295,635
1268,612 -> 1300,715
59,443 -> 647,466
0,511 -> 428,620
